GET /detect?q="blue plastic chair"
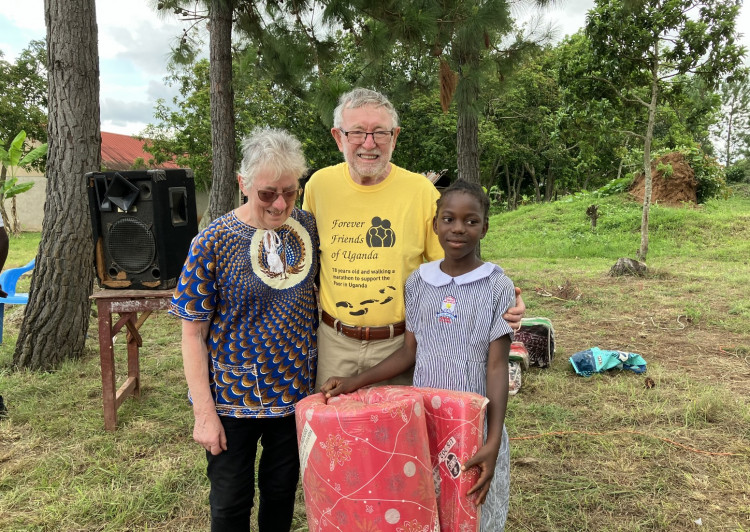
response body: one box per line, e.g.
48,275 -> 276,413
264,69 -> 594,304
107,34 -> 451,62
0,258 -> 35,344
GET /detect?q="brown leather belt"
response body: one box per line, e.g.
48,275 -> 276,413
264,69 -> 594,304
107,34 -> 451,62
321,310 -> 405,341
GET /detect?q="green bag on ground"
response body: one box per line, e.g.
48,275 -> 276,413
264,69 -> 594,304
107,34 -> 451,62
569,347 -> 647,377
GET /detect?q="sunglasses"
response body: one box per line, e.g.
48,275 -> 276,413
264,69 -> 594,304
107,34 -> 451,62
255,188 -> 300,204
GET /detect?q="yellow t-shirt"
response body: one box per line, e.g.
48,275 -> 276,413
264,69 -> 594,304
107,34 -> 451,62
303,162 -> 443,327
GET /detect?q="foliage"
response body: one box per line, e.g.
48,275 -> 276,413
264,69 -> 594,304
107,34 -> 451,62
656,75 -> 723,154
142,57 -> 336,192
0,130 -> 47,233
725,158 -> 750,183
0,131 -> 46,199
144,0 -> 747,213
0,40 -> 47,150
584,0 -> 745,261
393,90 -> 457,176
247,0 -> 552,184
142,58 -> 214,192
486,47 -> 572,202
674,145 -> 727,202
552,33 -> 644,197
655,161 -> 673,177
712,68 -> 750,166
559,175 -> 635,205
0,43 -> 47,232
594,175 -> 634,198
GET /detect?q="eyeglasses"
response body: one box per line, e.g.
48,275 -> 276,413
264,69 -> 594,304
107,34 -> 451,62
339,128 -> 394,145
254,188 -> 299,204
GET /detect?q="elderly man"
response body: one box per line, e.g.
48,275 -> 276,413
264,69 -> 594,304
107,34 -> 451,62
303,88 -> 523,389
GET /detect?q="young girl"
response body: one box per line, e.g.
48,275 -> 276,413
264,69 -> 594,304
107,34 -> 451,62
321,179 -> 514,531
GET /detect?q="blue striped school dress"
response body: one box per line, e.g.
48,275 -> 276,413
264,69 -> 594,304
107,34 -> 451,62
406,260 -> 515,531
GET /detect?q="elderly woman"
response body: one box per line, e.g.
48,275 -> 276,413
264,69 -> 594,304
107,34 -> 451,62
170,128 -> 318,531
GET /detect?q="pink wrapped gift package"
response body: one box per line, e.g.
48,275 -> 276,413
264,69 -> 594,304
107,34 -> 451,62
296,387 -> 438,531
417,387 -> 488,531
296,385 -> 488,531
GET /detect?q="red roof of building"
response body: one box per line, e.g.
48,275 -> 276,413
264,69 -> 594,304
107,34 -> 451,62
100,131 -> 179,170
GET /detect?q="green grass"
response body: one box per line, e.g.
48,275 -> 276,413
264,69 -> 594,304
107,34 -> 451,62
2,232 -> 41,268
484,190 -> 750,262
1,188 -> 749,531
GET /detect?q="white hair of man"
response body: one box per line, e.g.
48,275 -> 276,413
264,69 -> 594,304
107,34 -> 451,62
238,127 -> 308,189
332,88 -> 400,129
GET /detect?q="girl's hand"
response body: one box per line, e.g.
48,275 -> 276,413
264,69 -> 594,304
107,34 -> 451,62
462,443 -> 499,505
320,376 -> 358,399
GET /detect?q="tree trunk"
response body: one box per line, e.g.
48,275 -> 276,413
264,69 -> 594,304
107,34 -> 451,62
616,138 -> 630,180
206,0 -> 237,223
544,164 -> 555,201
513,166 -> 523,208
13,0 -> 100,370
455,60 -> 482,256
455,64 -> 480,185
505,164 -> 523,211
637,50 -> 659,263
490,156 -> 503,195
503,163 -> 515,211
724,90 -> 736,166
10,196 -> 19,234
0,166 -> 10,230
524,162 -> 541,202
456,109 -> 480,184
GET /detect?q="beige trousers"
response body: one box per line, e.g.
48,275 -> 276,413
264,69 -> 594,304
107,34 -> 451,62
314,322 -> 414,392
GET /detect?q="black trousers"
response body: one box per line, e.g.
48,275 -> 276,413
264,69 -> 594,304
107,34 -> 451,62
206,415 -> 300,532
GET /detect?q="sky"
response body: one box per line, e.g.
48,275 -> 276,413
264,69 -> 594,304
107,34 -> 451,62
0,0 -> 189,135
1,0 -> 749,137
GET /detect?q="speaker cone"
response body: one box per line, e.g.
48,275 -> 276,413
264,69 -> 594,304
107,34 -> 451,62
106,217 -> 156,274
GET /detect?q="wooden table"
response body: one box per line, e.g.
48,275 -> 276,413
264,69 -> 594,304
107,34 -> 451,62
90,289 -> 174,431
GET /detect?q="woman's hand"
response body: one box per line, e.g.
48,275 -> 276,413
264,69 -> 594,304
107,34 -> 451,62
193,409 -> 227,455
462,442 -> 499,505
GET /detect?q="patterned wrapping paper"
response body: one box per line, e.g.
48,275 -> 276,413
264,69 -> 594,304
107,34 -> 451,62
413,387 -> 488,532
296,387 -> 439,532
296,386 -> 488,532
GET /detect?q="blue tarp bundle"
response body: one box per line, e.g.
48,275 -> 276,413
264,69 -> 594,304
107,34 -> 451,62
569,347 -> 647,377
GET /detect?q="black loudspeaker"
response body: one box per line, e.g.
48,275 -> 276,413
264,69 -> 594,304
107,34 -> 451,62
86,169 -> 199,289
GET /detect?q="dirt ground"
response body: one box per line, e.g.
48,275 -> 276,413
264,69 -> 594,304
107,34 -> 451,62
535,278 -> 750,395
630,151 -> 698,205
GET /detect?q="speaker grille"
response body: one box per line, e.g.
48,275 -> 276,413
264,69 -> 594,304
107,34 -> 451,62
106,217 -> 156,274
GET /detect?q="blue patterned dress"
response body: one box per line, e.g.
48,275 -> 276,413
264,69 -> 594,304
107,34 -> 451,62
406,260 -> 515,531
170,208 -> 319,418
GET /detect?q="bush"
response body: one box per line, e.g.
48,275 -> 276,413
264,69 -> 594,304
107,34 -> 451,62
725,159 -> 750,184
678,145 -> 728,202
